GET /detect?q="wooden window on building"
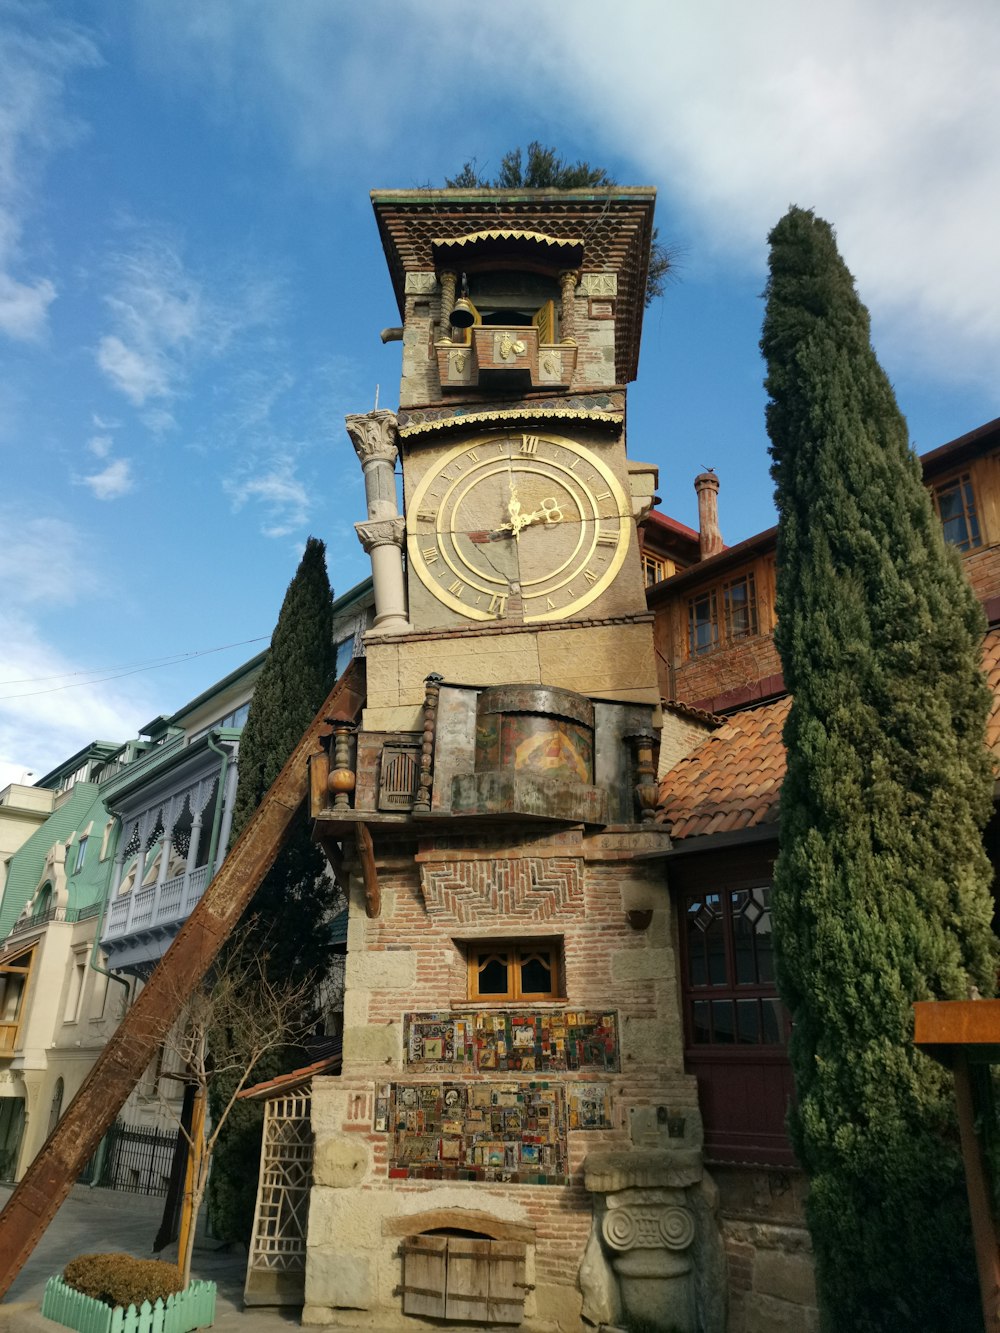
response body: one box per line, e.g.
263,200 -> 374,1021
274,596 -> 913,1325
641,551 -> 674,587
687,572 -> 758,658
684,886 -> 784,1047
468,941 -> 562,1002
401,1233 -> 528,1325
932,472 -> 983,551
0,945 -> 34,1054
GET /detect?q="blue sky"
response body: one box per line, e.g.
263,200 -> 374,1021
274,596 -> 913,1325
3,0 -> 1000,784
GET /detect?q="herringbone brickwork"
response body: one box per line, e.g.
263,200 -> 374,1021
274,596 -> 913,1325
419,857 -> 583,924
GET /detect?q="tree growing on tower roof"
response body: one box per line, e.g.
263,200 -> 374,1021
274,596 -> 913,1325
207,535 -> 339,1243
445,141 -> 671,306
763,206 -> 998,1332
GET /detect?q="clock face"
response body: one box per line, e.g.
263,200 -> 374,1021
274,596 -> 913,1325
406,431 -> 631,623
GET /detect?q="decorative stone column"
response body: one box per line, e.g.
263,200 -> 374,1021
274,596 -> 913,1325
559,269 -> 579,343
346,411 -> 411,633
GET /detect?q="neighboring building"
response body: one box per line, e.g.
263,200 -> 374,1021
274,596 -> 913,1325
0,783 -> 56,902
98,652 -> 265,977
0,651 -> 271,1181
299,187 -> 710,1333
0,744 -> 125,1182
648,414 -> 1000,1331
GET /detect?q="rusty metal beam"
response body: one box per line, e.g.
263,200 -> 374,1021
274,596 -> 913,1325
0,661 -> 365,1300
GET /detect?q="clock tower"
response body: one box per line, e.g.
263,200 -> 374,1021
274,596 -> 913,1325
304,190 -> 716,1333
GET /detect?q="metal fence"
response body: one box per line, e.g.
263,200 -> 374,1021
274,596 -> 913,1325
82,1120 -> 179,1197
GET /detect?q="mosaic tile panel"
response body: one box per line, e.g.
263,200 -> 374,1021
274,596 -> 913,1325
404,1009 -> 619,1074
387,1081 -> 567,1184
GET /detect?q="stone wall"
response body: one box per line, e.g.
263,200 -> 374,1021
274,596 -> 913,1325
304,827 -> 714,1331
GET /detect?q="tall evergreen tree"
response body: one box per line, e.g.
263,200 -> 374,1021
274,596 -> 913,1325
763,206 -> 997,1331
208,535 -> 337,1241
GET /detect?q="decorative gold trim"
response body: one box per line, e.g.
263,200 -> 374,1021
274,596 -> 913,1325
398,407 -> 622,439
432,228 -> 583,251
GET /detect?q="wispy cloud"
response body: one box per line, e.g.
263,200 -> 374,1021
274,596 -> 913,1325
225,456 -> 311,535
0,607 -> 150,785
0,507 -> 149,780
0,509 -> 101,605
0,9 -> 98,342
82,457 -> 133,500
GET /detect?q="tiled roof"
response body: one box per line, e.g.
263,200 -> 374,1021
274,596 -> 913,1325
657,696 -> 790,840
662,699 -> 724,728
237,1040 -> 343,1101
660,630 -> 1000,841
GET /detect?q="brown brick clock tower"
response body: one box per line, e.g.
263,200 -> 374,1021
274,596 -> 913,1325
304,189 -> 725,1333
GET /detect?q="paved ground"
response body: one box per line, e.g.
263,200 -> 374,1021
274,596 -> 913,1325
0,1184 -> 302,1332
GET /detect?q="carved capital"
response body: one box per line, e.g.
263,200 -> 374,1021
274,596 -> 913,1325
602,1203 -> 694,1253
355,516 -> 406,553
345,410 -> 399,467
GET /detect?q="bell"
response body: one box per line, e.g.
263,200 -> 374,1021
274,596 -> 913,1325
449,296 -> 477,329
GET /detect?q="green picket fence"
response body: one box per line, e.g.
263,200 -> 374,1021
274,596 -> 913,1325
41,1274 -> 216,1333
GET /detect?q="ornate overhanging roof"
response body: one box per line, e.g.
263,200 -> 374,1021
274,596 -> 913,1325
397,404 -> 623,440
372,188 -> 656,385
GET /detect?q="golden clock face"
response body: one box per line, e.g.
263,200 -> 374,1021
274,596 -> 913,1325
406,431 -> 631,623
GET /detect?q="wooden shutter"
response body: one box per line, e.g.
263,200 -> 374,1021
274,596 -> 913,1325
400,1234 -> 447,1317
445,1238 -> 491,1321
487,1241 -> 528,1324
378,745 -> 420,811
532,300 -> 555,344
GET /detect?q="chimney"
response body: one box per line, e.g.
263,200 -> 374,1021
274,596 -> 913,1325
694,471 -> 723,560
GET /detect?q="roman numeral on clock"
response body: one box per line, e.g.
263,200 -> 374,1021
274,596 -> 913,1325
448,579 -> 465,598
423,546 -> 438,564
520,434 -> 539,455
488,593 -> 507,615
416,509 -> 436,523
596,529 -> 617,546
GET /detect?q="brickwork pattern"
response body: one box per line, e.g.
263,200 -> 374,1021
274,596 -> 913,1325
419,856 -> 583,924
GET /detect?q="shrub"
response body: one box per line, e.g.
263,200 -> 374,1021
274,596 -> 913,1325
63,1253 -> 185,1308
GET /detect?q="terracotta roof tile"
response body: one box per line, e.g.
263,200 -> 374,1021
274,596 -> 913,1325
656,695 -> 791,840
660,630 -> 1000,842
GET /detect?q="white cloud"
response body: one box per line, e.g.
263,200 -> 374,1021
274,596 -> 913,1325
87,434 -> 113,458
96,231 -> 278,409
225,457 -> 311,534
0,270 -> 55,340
82,457 -> 134,500
0,510 -> 101,606
0,11 -> 98,342
96,331 -> 170,405
0,608 -> 150,783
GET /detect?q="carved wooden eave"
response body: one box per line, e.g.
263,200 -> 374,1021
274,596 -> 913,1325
396,404 -> 623,441
372,187 -> 656,384
430,228 -> 585,270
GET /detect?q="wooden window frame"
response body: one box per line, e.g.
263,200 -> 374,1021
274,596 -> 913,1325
932,471 -> 983,552
641,551 -> 671,587
686,569 -> 759,660
467,940 -> 563,1003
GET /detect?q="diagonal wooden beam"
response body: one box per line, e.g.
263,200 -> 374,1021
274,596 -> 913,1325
0,661 -> 365,1299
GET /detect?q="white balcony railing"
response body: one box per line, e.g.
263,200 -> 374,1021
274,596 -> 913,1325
102,864 -> 212,944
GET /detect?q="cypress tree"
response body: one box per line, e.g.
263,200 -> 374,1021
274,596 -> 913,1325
763,206 -> 997,1331
207,535 -> 337,1241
